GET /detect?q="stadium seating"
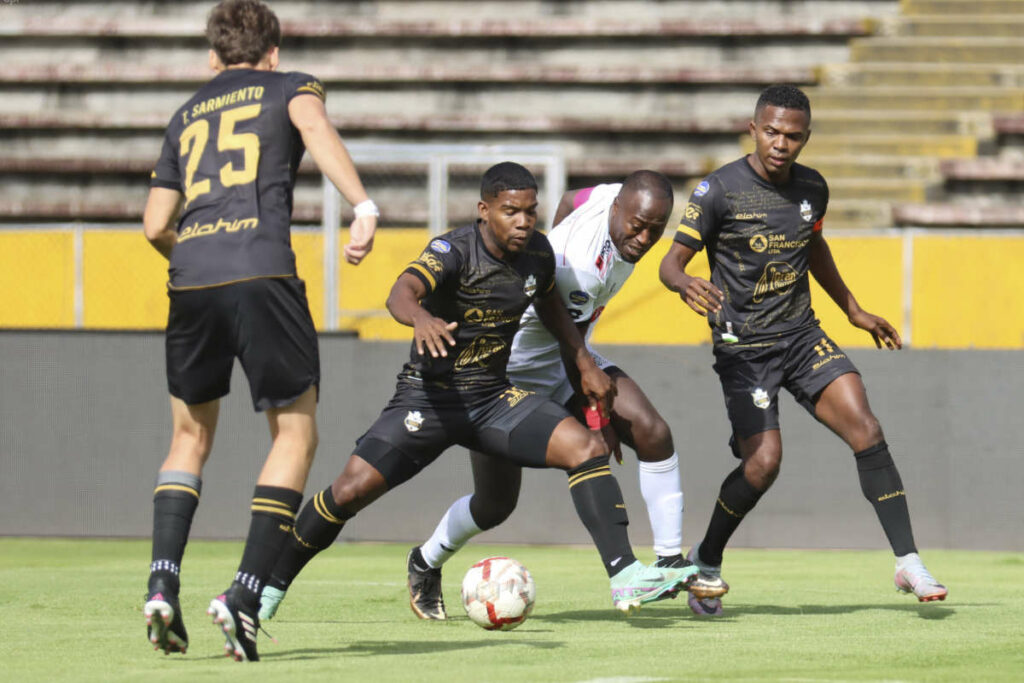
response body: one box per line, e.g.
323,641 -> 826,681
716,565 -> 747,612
0,0 -> 892,226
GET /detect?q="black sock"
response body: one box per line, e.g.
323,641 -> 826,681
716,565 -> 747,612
149,470 -> 201,594
266,486 -> 352,591
567,456 -> 636,577
232,485 -> 303,607
855,441 -> 917,556
699,465 -> 765,568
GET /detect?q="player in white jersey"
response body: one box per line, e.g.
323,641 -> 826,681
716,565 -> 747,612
402,171 -> 729,620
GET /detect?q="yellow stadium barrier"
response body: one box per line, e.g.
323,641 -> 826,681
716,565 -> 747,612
1,227 -> 1021,349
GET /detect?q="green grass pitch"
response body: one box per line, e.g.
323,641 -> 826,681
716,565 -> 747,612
1,538 -> 1022,682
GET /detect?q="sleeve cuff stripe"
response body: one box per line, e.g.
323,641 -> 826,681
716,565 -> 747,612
406,263 -> 436,290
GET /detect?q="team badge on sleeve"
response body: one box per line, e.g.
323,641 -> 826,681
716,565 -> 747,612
430,240 -> 451,254
523,274 -> 537,297
693,180 -> 710,198
799,200 -> 813,222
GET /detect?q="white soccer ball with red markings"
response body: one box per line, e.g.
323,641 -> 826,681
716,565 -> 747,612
461,556 -> 535,631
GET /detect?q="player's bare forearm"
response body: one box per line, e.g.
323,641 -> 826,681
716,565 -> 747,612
659,241 -> 723,316
289,95 -> 369,207
387,273 -> 457,357
808,235 -> 860,318
142,187 -> 182,260
809,236 -> 902,349
551,190 -> 579,227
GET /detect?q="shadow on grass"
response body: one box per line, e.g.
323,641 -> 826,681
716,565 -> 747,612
539,602 -> 959,623
262,639 -> 563,661
699,602 -> 957,620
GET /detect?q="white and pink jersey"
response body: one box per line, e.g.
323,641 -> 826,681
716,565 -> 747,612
507,183 -> 634,403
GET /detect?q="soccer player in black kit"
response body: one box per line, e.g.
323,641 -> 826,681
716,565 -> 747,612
141,0 -> 377,661
256,162 -> 698,622
659,85 -> 947,616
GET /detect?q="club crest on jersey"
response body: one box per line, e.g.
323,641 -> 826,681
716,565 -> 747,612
569,290 -> 590,305
430,239 -> 451,254
404,410 -> 425,432
751,388 -> 770,410
693,180 -> 710,198
523,274 -> 538,297
799,200 -> 813,222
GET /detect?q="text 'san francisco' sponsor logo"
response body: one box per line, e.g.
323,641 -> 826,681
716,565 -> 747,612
404,410 -> 424,432
751,388 -> 770,410
799,199 -> 814,222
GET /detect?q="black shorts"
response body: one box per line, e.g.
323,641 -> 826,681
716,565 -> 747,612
354,381 -> 571,488
713,325 -> 859,440
165,277 -> 320,411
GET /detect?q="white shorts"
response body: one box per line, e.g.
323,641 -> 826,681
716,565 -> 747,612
510,348 -> 616,406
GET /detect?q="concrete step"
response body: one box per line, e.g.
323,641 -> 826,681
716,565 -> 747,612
0,62 -> 816,87
826,178 -> 932,202
893,202 -> 1024,227
807,87 -> 1024,113
941,157 -> 1024,181
819,63 -> 1024,88
0,37 -> 854,72
0,1 -> 902,23
796,155 -> 942,181
900,0 -> 1024,16
883,15 -> 1024,37
0,81 -> 773,119
741,133 -> 978,158
819,199 -> 894,230
810,110 -> 993,137
0,15 -> 876,40
849,37 -> 1024,63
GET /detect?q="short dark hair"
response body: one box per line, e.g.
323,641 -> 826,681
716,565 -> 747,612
621,170 -> 674,203
480,162 -> 538,200
207,0 -> 281,66
755,84 -> 811,121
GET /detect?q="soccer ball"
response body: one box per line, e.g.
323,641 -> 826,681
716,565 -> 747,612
461,556 -> 535,631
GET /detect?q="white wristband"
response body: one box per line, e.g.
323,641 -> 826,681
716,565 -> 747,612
353,199 -> 379,218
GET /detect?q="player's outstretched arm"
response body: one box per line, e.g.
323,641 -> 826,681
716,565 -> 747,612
142,187 -> 183,260
809,235 -> 902,349
533,289 -> 615,410
386,272 -> 457,358
659,241 -> 723,316
288,93 -> 377,265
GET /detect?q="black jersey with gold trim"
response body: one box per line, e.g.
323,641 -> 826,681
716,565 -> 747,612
674,157 -> 829,345
400,223 -> 556,393
151,68 -> 326,289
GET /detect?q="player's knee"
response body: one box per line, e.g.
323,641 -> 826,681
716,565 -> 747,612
634,414 -> 673,461
745,447 -> 782,488
330,469 -> 385,517
169,426 -> 213,465
469,494 -> 517,531
559,432 -> 607,470
849,416 -> 883,452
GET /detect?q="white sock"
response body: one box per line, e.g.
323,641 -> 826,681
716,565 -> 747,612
638,453 -> 683,557
420,494 -> 482,568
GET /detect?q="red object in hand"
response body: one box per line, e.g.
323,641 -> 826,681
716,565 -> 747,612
584,405 -> 610,430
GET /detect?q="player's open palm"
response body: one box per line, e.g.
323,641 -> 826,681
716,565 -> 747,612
850,309 -> 902,350
412,312 -> 458,358
344,214 -> 377,265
